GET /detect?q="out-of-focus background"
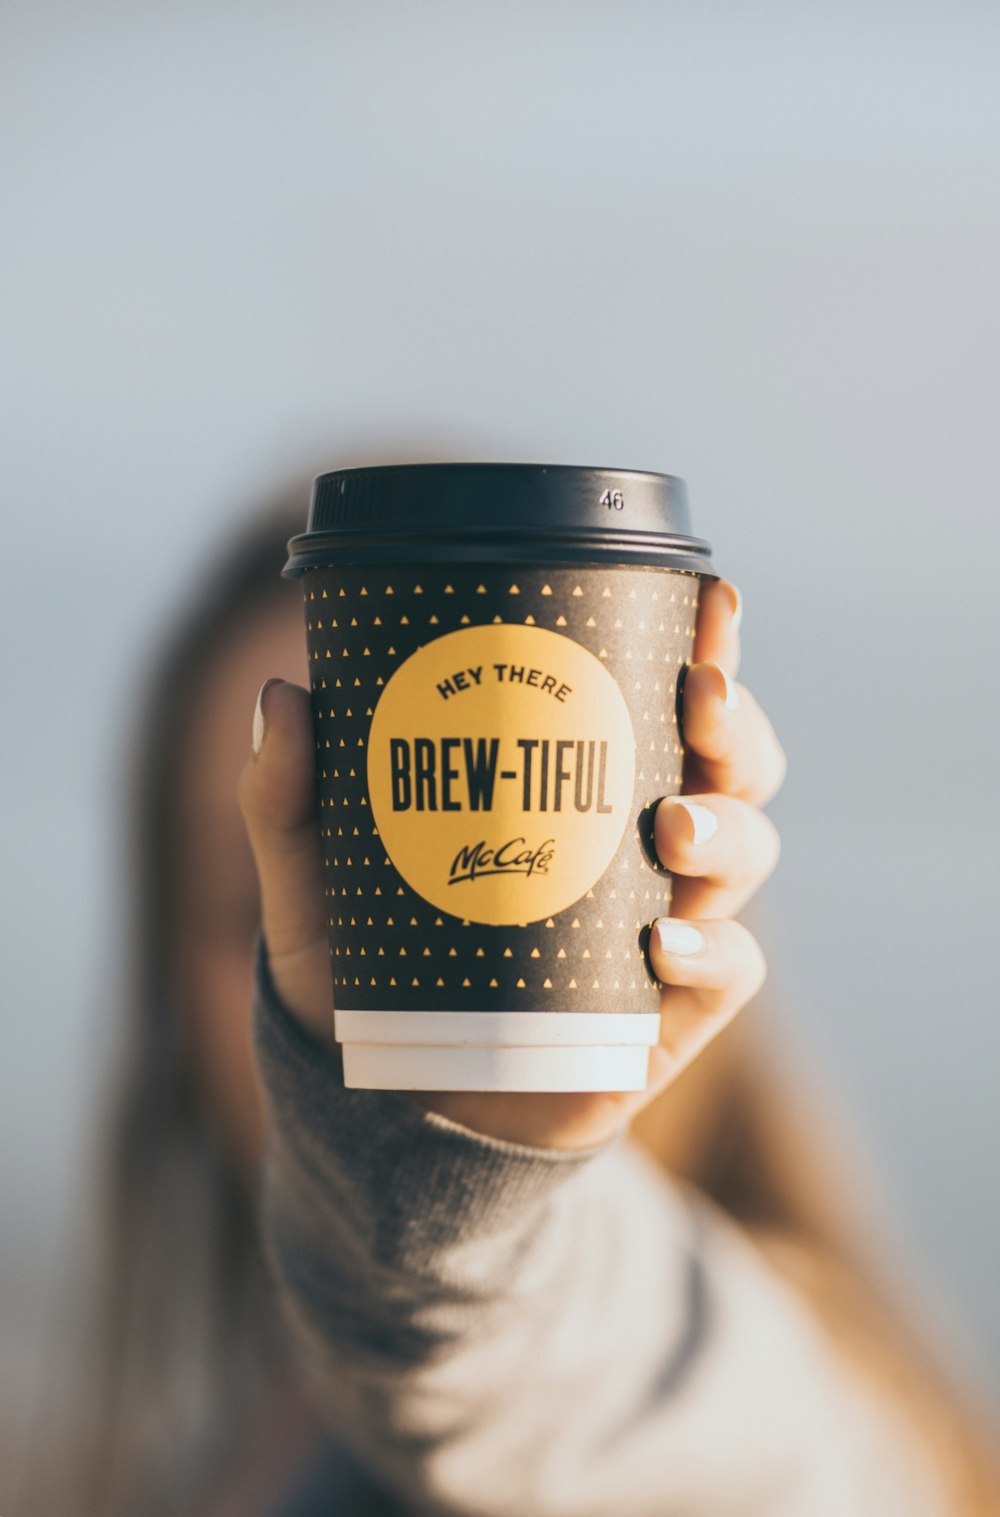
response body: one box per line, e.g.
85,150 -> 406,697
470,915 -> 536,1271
3,0 -> 999,1482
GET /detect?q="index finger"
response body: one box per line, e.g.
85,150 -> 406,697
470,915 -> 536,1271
679,664 -> 787,808
693,579 -> 741,679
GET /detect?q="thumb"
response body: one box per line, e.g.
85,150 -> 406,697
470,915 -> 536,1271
238,678 -> 333,1042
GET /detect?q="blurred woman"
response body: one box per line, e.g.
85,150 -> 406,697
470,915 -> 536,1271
25,495 -> 1000,1516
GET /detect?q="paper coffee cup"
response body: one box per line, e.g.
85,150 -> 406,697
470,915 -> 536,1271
284,463 -> 717,1092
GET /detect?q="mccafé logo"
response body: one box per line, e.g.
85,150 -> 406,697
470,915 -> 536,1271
368,625 -> 636,926
448,836 -> 556,886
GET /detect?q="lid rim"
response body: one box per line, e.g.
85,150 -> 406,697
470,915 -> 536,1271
287,524 -> 713,550
312,460 -> 687,483
283,533 -> 715,577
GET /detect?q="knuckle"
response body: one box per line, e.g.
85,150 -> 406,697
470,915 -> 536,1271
729,921 -> 768,999
745,936 -> 769,999
728,806 -> 780,894
770,740 -> 788,797
761,813 -> 782,875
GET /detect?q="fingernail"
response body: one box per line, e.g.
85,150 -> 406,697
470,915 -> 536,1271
655,919 -> 704,955
710,662 -> 739,712
663,797 -> 718,845
723,581 -> 742,632
252,678 -> 283,756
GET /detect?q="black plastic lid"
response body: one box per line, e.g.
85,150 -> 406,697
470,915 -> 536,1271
283,462 -> 715,576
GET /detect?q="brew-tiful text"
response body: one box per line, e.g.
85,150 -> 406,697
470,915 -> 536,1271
388,737 -> 614,814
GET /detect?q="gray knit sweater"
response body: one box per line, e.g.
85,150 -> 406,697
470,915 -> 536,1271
252,939 -> 946,1517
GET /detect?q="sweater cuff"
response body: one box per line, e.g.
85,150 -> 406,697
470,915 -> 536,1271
251,934 -> 623,1253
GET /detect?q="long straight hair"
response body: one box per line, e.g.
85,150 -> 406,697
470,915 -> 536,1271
23,498 -> 1000,1515
23,498 -> 309,1517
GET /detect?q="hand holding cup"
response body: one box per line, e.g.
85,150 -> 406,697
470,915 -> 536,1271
239,578 -> 785,1150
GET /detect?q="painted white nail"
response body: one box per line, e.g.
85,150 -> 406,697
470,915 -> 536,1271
655,919 -> 705,955
252,679 -> 274,756
666,797 -> 718,845
717,665 -> 739,711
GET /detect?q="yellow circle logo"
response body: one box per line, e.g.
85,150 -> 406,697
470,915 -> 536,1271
368,625 -> 636,925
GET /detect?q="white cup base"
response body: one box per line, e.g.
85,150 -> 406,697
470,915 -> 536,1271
334,1009 -> 661,1092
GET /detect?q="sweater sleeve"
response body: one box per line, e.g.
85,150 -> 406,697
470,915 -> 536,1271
250,938 -> 948,1517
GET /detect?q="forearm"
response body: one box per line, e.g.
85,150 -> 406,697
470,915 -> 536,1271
252,940 -> 946,1517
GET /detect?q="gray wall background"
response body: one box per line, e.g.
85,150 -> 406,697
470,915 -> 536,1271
3,0 -> 999,1474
